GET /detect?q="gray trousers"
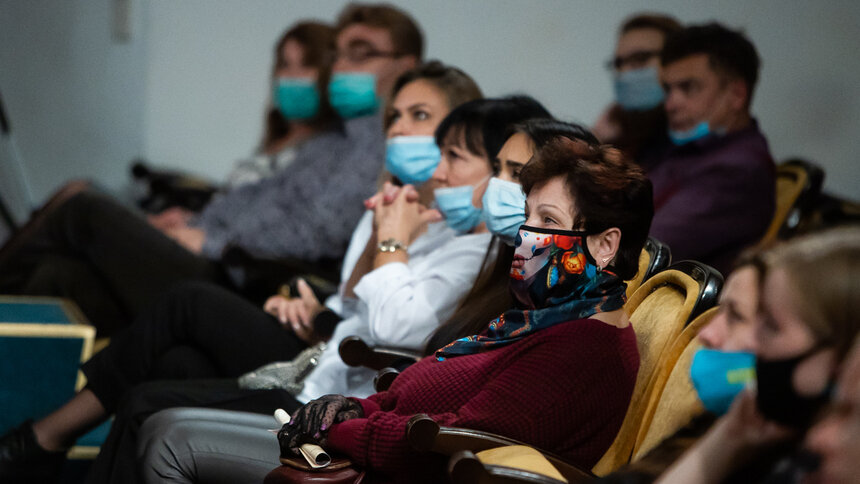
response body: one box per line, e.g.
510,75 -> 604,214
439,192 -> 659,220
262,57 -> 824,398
137,408 -> 281,484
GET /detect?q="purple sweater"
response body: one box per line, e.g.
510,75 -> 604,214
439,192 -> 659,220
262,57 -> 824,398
639,122 -> 775,274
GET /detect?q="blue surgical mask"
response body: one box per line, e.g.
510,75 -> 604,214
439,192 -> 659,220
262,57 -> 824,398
274,78 -> 320,120
614,66 -> 665,111
690,348 -> 756,415
482,177 -> 525,244
385,136 -> 441,185
434,177 -> 489,233
669,121 -> 711,146
328,72 -> 379,118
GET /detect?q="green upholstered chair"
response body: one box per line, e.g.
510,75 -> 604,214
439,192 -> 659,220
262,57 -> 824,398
0,295 -> 109,462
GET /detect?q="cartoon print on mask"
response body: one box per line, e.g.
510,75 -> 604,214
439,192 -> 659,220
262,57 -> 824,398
510,228 -> 598,309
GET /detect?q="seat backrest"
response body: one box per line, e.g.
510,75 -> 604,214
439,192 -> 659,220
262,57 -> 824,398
626,237 -> 672,299
761,159 -> 824,244
631,307 -> 716,460
591,262 -> 722,475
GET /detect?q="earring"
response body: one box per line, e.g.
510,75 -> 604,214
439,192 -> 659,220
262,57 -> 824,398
597,257 -> 609,273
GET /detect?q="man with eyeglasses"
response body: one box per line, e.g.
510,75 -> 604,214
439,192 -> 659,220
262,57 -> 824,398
593,14 -> 681,160
639,23 -> 775,275
0,4 -> 424,337
327,3 -> 422,119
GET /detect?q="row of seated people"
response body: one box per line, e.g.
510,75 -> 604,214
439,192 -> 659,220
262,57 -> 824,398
358,226 -> 857,484
0,4 -> 847,484
0,5 -> 776,338
4,96 -> 855,483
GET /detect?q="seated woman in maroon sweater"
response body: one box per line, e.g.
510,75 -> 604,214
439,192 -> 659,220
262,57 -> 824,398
279,130 -> 654,481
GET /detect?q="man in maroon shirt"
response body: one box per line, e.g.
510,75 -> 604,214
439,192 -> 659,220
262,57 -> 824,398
640,23 -> 775,274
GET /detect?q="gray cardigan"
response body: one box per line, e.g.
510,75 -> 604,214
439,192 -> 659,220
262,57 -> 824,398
195,114 -> 385,262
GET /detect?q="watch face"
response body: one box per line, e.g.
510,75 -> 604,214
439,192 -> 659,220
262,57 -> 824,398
378,238 -> 405,253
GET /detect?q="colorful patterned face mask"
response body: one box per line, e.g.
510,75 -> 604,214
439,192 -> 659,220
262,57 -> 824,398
510,225 -> 599,309
435,225 -> 627,359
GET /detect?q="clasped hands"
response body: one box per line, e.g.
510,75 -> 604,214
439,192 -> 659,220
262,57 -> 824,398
277,394 -> 363,457
365,181 -> 442,246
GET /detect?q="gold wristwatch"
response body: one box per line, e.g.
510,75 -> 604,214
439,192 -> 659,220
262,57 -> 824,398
377,238 -> 407,253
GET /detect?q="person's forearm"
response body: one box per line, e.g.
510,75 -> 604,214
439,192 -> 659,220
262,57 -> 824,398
344,235 -> 377,298
372,225 -> 411,270
655,418 -> 741,484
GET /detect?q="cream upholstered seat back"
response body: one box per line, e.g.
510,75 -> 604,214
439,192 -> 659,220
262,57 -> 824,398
631,307 -> 717,460
625,238 -> 671,300
592,263 -> 722,476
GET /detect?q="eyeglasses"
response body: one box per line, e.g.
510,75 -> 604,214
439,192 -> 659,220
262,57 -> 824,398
606,50 -> 662,71
333,45 -> 402,64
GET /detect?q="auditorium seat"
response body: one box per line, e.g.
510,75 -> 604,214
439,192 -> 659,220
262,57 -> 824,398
398,261 -> 724,478
760,159 -> 824,244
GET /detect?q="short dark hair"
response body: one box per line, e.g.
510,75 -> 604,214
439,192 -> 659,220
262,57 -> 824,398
621,13 -> 682,37
384,61 -> 483,130
661,22 -> 761,105
519,137 -> 654,280
336,3 -> 423,59
435,96 -> 552,160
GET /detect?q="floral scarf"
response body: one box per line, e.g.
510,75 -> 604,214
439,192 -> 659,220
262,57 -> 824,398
436,225 -> 627,359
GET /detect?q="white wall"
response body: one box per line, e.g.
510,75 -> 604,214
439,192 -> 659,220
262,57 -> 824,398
0,0 -> 147,218
2,0 -> 858,211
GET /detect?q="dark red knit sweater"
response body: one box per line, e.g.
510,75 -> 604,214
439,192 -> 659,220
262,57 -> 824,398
326,318 -> 639,482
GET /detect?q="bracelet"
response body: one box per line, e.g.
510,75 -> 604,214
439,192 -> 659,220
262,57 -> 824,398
377,238 -> 407,253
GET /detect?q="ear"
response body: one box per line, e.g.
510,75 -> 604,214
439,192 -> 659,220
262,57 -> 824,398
727,79 -> 748,111
587,227 -> 621,269
399,55 -> 419,71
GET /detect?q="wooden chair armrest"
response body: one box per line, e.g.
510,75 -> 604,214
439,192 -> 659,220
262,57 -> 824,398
373,367 -> 400,392
338,336 -> 421,371
407,415 -> 593,483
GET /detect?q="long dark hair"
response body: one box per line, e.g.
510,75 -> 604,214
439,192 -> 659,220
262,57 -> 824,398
261,21 -> 337,152
423,119 -> 604,354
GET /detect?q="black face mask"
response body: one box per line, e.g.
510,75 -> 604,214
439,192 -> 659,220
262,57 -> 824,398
755,348 -> 832,429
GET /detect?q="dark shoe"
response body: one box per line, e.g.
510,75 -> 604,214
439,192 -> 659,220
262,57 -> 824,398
0,420 -> 65,483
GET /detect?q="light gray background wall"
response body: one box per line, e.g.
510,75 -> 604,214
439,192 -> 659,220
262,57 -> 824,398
1,0 -> 858,221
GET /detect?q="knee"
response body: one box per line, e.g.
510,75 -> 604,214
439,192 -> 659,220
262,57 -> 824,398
163,280 -> 232,305
138,409 -> 201,482
138,408 -> 200,451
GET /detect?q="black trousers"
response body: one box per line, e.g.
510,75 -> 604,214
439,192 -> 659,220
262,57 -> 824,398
85,379 -> 301,484
0,190 -> 225,335
80,281 -> 308,414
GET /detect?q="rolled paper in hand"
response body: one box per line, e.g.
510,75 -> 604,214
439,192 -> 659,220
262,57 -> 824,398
273,408 -> 332,468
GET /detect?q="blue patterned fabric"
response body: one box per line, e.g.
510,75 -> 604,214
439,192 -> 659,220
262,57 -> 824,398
436,226 -> 627,359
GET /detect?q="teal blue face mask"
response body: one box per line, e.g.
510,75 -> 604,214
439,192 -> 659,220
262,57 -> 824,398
274,78 -> 320,120
328,72 -> 379,118
614,66 -> 665,111
669,121 -> 711,145
433,177 -> 489,233
690,348 -> 756,415
481,177 -> 525,244
385,136 -> 441,185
